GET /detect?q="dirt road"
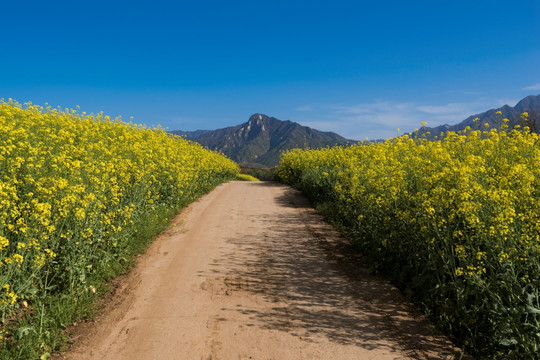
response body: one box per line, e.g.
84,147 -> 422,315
58,181 -> 461,360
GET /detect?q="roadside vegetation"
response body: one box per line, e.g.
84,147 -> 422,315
236,174 -> 260,181
239,166 -> 276,181
277,115 -> 539,359
0,100 -> 239,359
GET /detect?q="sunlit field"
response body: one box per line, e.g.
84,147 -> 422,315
277,117 -> 539,358
0,100 -> 238,357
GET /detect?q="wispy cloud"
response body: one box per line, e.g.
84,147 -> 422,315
295,105 -> 314,112
299,101 -> 423,140
523,83 -> 540,91
417,103 -> 472,115
443,90 -> 482,96
295,97 -> 509,141
415,99 -> 505,123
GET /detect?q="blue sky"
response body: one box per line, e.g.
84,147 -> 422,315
2,0 -> 539,140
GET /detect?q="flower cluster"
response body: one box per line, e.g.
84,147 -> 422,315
277,121 -> 539,358
0,99 -> 238,320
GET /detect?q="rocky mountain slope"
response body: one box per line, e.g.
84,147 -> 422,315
170,114 -> 353,167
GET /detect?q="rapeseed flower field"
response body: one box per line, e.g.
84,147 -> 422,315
0,99 -> 238,356
277,118 -> 539,358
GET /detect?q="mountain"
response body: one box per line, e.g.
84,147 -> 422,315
170,113 -> 354,167
415,94 -> 540,138
171,129 -> 212,138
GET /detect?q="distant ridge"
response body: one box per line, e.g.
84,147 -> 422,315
171,129 -> 211,138
170,114 -> 354,167
416,94 -> 540,138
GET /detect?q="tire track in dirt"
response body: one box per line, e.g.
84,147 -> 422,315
55,181 -> 463,360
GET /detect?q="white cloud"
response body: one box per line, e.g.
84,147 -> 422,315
523,83 -> 540,91
294,97 -> 510,141
299,101 -> 424,140
417,103 -> 471,115
295,105 -> 314,112
415,100 -> 498,124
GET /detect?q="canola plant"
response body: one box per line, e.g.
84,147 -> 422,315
277,117 -> 539,358
0,100 -> 238,324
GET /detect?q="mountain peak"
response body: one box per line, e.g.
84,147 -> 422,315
171,114 -> 352,167
248,113 -> 266,121
247,113 -> 272,126
515,94 -> 540,112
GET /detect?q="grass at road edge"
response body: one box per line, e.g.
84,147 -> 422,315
0,186 -> 223,360
236,174 -> 260,181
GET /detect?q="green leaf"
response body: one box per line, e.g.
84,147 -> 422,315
500,338 -> 518,346
525,305 -> 540,314
16,326 -> 34,339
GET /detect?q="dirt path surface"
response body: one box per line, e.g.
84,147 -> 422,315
57,181 -> 462,360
